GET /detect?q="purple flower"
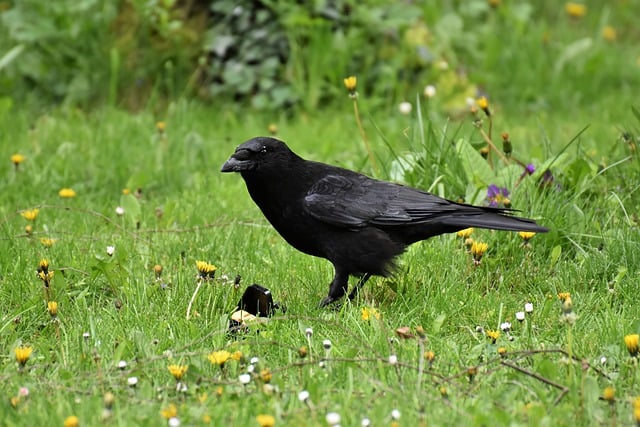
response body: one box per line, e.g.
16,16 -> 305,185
525,164 -> 535,175
486,185 -> 510,207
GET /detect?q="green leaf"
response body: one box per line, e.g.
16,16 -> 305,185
455,138 -> 495,187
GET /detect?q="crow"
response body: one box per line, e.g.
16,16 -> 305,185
221,137 -> 548,307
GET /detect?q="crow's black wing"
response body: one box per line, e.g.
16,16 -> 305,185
303,174 -> 466,228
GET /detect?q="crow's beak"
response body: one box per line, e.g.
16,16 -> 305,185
220,157 -> 250,172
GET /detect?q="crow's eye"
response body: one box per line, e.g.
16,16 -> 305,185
260,146 -> 268,154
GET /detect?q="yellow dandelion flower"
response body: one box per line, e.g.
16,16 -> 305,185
122,188 -> 131,195
260,368 -> 272,383
477,96 -> 491,116
471,241 -> 488,264
497,347 -> 507,357
160,403 -> 178,419
15,346 -> 33,366
424,350 -> 435,363
40,237 -> 56,247
208,350 -> 231,366
361,306 -> 381,321
230,350 -> 243,362
196,260 -> 217,279
203,414 -> 211,423
624,334 -> 639,357
456,228 -> 474,238
343,76 -> 357,92
58,188 -> 77,198
298,346 -> 308,358
602,386 -> 615,403
38,258 -> 49,272
518,231 -> 536,242
25,224 -> 33,235
601,26 -> 616,42
153,264 -> 163,277
268,124 -> 278,135
21,209 -> 39,221
63,416 -> 79,427
156,121 -> 166,132
167,364 -> 188,381
486,330 -> 500,344
256,414 -> 276,427
565,2 -> 586,18
633,397 -> 640,422
11,153 -> 26,165
47,301 -> 58,317
557,292 -> 571,302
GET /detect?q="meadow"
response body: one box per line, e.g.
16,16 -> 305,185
2,1 -> 640,426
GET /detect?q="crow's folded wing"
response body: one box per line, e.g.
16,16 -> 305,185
303,174 -> 470,228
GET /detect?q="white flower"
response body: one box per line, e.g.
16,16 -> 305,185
250,357 -> 259,365
305,327 -> 313,338
106,246 -> 115,256
391,409 -> 401,420
298,390 -> 310,402
247,365 -> 255,373
115,206 -> 125,216
127,376 -> 138,387
424,85 -> 436,98
398,102 -> 412,115
326,412 -> 341,425
83,332 -> 90,340
515,311 -> 525,321
323,339 -> 332,350
600,356 -> 607,365
18,387 -> 29,397
388,354 -> 398,365
318,360 -> 326,369
437,60 -> 449,70
361,418 -> 371,427
465,97 -> 476,107
168,417 -> 181,427
117,360 -> 127,369
524,302 -> 534,313
239,373 -> 251,385
500,322 -> 512,332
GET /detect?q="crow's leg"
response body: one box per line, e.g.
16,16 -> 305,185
319,268 -> 350,307
348,273 -> 371,301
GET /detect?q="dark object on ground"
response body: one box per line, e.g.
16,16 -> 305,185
228,284 -> 283,334
221,137 -> 548,307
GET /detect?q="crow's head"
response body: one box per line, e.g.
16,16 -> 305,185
221,137 -> 296,174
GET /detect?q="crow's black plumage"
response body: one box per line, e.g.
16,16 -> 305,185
221,137 -> 548,307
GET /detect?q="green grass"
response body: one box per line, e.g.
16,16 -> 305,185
1,99 -> 639,426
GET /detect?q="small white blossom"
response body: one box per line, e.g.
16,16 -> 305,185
238,373 -> 251,385
305,328 -> 313,338
600,356 -> 607,365
127,376 -> 138,387
515,311 -> 525,321
168,417 -> 181,427
115,206 -> 125,216
247,364 -> 255,373
524,302 -> 534,313
18,387 -> 29,397
437,60 -> 449,70
298,390 -> 310,402
500,322 -> 512,332
361,418 -> 371,427
326,412 -> 341,425
117,360 -> 127,369
323,339 -> 332,350
398,102 -> 412,115
106,246 -> 115,256
424,85 -> 436,98
318,360 -> 326,369
250,357 -> 259,365
83,332 -> 90,340
388,354 -> 398,365
391,409 -> 401,420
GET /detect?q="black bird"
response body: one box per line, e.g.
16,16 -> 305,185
221,137 -> 548,307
